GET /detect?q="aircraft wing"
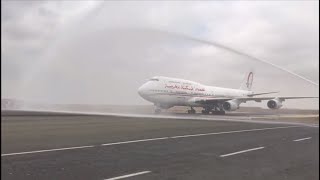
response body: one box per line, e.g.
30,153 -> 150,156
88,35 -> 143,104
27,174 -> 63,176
248,91 -> 279,97
195,96 -> 319,104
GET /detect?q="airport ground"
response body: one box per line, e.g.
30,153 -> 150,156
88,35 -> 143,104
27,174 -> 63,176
1,111 -> 319,180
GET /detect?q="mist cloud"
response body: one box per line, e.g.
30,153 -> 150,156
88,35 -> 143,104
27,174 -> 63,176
2,1 -> 319,109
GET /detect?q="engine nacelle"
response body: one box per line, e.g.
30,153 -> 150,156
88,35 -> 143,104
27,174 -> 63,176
267,99 -> 283,109
223,100 -> 239,111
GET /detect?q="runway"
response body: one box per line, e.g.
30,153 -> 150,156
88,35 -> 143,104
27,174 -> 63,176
1,113 -> 319,180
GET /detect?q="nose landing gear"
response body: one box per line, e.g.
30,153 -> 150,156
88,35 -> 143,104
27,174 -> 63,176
154,104 -> 162,114
154,108 -> 161,114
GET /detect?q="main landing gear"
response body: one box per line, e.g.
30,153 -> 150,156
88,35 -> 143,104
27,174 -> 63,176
201,107 -> 210,114
188,107 -> 196,114
211,105 -> 225,115
211,110 -> 225,115
201,106 -> 226,115
154,104 -> 162,114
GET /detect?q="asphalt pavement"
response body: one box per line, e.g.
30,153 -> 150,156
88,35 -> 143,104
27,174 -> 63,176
1,114 -> 319,180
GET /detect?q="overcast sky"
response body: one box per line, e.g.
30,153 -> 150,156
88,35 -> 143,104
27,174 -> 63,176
2,1 -> 319,109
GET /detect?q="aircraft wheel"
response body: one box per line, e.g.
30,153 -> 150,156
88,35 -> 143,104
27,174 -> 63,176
211,111 -> 217,115
188,109 -> 196,114
211,110 -> 225,115
202,110 -> 210,114
154,109 -> 161,114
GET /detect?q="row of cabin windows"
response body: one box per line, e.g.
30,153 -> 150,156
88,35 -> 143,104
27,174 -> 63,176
151,89 -> 169,93
168,81 -> 180,83
204,94 -> 213,96
150,89 -> 215,96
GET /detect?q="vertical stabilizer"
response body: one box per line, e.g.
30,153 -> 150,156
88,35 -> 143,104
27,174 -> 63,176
239,70 -> 254,91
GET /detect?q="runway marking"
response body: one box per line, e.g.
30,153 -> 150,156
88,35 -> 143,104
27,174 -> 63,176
310,125 -> 319,128
101,126 -> 298,146
104,171 -> 151,180
4,109 -> 317,127
101,137 -> 169,146
1,145 -> 94,156
293,137 -> 312,142
168,126 -> 299,139
2,125 -> 299,157
220,147 -> 265,157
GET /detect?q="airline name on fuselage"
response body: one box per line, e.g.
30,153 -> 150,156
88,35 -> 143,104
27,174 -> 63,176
164,84 -> 205,91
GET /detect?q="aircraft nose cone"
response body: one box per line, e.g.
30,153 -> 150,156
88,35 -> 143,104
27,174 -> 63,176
138,85 -> 146,96
138,87 -> 142,95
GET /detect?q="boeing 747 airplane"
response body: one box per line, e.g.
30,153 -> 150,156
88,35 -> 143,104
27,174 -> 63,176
138,72 -> 318,114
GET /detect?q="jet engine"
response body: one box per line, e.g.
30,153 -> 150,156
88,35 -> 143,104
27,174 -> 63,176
223,100 -> 239,111
267,99 -> 283,109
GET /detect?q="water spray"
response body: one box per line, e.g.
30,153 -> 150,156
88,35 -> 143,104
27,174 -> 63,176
145,28 -> 319,86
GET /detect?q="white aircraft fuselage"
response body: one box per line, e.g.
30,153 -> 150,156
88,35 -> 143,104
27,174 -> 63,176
138,76 -> 251,108
138,75 -> 317,114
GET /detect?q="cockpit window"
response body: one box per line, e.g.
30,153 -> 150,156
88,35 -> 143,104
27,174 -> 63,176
149,78 -> 159,81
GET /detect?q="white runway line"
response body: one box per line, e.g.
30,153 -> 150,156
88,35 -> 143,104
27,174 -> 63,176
101,137 -> 169,146
5,109 -> 317,127
168,126 -> 300,139
101,126 -> 299,146
293,137 -> 312,142
104,171 -> 151,180
2,125 -> 299,157
1,145 -> 94,157
220,147 -> 265,157
311,125 -> 319,128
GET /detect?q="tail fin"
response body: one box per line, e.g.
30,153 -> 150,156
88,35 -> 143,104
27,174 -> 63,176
239,70 -> 254,91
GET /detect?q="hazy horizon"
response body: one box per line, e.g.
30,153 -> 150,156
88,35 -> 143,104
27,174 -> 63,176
2,1 -> 319,109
